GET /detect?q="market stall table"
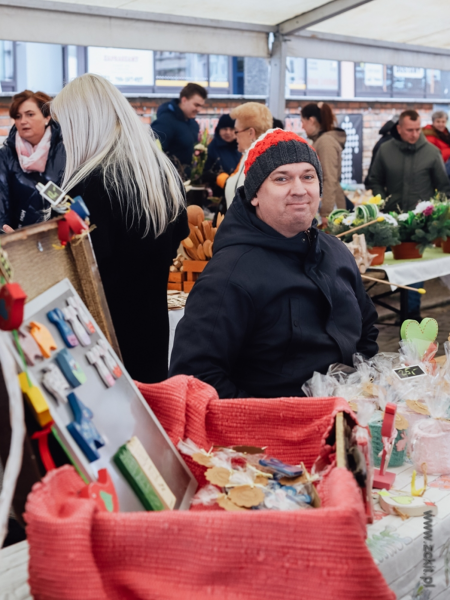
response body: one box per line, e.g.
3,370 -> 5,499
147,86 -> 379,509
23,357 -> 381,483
367,248 -> 450,322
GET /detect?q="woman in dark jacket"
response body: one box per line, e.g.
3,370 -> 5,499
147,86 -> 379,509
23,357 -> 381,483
52,73 -> 188,383
204,114 -> 241,176
0,90 -> 65,230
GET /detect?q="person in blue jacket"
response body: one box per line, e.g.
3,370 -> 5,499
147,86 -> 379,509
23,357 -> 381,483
204,114 -> 241,176
151,83 -> 207,176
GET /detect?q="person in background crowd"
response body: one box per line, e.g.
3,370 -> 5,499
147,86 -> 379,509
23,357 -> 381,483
0,90 -> 65,231
364,117 -> 399,189
273,117 -> 284,130
423,110 -> 450,178
222,102 -> 273,208
52,74 -> 188,383
203,114 -> 241,177
369,109 -> 450,211
369,109 -> 450,321
170,130 -> 378,398
151,83 -> 207,177
301,103 -> 346,227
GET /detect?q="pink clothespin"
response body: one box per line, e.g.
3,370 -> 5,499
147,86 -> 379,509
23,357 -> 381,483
18,326 -> 44,366
42,363 -> 70,404
97,339 -> 122,379
373,403 -> 397,490
86,346 -> 115,387
67,296 -> 95,335
62,305 -> 91,346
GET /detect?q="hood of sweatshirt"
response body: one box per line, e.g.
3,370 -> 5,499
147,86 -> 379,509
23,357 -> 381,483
156,99 -> 188,122
214,187 -> 318,258
392,131 -> 428,153
312,127 -> 346,150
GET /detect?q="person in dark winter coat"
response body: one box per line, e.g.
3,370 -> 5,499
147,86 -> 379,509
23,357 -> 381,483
170,129 -> 378,399
151,83 -> 207,175
369,110 -> 450,212
423,110 -> 450,177
0,90 -> 65,230
364,118 -> 398,189
52,73 -> 188,384
203,114 -> 241,176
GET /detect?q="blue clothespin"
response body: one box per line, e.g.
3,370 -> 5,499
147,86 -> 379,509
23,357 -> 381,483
66,392 -> 104,462
70,196 -> 90,220
55,348 -> 87,387
47,308 -> 79,348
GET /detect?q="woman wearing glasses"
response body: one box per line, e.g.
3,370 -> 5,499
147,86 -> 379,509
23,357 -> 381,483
223,102 -> 272,208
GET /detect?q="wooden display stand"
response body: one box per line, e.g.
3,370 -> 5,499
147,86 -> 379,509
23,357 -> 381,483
168,270 -> 186,292
0,218 -> 119,521
182,260 -> 207,293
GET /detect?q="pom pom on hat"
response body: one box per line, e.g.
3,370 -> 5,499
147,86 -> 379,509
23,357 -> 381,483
243,128 -> 323,202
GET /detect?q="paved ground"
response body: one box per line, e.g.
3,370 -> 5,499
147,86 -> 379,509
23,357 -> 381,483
372,277 -> 450,354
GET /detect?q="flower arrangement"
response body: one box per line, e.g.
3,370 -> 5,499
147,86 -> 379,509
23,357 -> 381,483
190,129 -> 209,185
390,198 -> 450,253
327,195 -> 400,249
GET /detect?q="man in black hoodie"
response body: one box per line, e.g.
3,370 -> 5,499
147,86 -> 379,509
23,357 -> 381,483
170,129 -> 378,398
151,83 -> 207,176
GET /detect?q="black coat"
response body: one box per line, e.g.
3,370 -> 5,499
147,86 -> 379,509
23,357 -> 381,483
151,100 -> 199,172
69,171 -> 189,383
0,122 -> 65,229
169,189 -> 379,398
204,131 -> 241,175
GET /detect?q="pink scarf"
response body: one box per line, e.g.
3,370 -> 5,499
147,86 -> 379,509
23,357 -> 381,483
15,126 -> 52,173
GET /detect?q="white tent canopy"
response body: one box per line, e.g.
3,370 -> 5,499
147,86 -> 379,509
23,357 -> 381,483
1,0 -> 450,116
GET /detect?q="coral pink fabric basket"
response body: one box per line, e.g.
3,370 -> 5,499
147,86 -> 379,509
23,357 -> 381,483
25,375 -> 394,600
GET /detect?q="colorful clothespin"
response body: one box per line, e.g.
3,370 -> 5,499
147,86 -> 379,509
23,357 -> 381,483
31,424 -> 56,472
18,371 -> 52,427
86,346 -> 115,387
17,326 -> 44,366
62,305 -> 91,346
66,392 -> 105,462
70,196 -> 90,221
29,321 -> 58,358
373,403 -> 397,490
47,308 -> 79,348
0,282 -> 27,330
96,339 -> 122,379
67,296 -> 95,335
57,219 -> 71,247
55,348 -> 87,387
65,209 -> 89,236
79,468 -> 119,512
42,363 -> 70,404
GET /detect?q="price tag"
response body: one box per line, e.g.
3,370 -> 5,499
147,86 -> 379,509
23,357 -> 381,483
393,365 -> 426,380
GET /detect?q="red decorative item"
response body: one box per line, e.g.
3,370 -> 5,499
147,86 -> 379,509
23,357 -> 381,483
79,468 -> 119,513
373,403 -> 397,490
0,282 -> 27,330
31,424 -> 56,472
65,209 -> 89,235
57,219 -> 71,246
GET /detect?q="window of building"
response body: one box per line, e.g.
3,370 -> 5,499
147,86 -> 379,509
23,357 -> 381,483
87,47 -> 154,90
0,41 -> 14,91
306,59 -> 339,96
426,69 -> 450,99
392,66 -> 425,98
286,57 -> 306,96
355,62 -> 392,97
155,52 -> 208,89
209,55 -> 230,90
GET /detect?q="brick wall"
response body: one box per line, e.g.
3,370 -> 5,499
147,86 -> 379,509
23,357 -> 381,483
0,95 -> 435,179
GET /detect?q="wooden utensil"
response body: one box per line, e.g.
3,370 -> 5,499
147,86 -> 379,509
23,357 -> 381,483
361,274 -> 426,294
187,205 -> 204,226
195,228 -> 204,244
182,236 -> 194,249
196,244 -> 206,260
335,217 -> 384,238
203,239 -> 213,258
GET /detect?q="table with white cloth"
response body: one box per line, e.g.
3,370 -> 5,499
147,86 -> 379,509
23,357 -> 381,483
367,248 -> 450,321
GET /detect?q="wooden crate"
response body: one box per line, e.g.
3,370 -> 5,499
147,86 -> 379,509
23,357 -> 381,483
167,282 -> 183,291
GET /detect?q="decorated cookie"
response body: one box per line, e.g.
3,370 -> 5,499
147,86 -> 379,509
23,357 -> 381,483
400,318 -> 438,358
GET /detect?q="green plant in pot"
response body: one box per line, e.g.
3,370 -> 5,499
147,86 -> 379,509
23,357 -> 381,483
390,200 -> 450,259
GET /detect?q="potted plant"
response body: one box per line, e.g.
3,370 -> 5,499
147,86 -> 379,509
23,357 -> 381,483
327,196 -> 399,265
390,200 -> 450,259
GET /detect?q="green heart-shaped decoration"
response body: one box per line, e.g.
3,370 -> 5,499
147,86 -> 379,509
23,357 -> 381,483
400,318 -> 438,359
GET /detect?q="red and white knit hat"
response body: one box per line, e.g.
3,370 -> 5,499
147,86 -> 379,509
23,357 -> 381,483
243,128 -> 323,202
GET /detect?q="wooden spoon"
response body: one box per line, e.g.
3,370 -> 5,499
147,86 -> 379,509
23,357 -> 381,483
187,205 -> 204,226
195,228 -> 204,244
182,236 -> 194,249
202,221 -> 213,242
196,244 -> 206,260
203,239 -> 213,258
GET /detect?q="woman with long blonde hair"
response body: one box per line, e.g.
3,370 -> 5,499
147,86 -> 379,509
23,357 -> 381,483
52,73 -> 188,382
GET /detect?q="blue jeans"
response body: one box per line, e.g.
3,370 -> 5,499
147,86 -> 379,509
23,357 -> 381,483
407,282 -> 424,316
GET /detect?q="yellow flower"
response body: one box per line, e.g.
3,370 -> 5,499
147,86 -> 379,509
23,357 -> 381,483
334,217 -> 343,225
